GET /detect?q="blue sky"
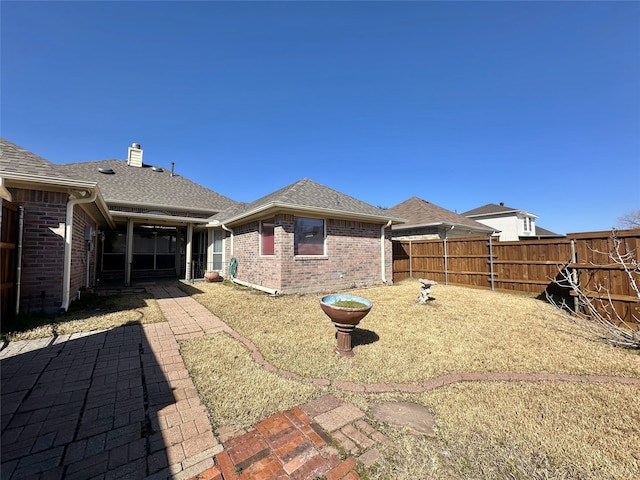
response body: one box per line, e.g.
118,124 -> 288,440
2,1 -> 638,235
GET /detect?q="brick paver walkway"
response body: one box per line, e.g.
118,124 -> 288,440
2,283 -> 638,480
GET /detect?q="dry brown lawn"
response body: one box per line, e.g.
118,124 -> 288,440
5,280 -> 639,479
179,279 -> 640,479
1,291 -> 164,341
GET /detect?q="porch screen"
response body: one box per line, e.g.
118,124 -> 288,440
133,232 -> 176,270
102,232 -> 126,271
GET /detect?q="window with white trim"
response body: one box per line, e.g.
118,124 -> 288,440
294,217 -> 325,255
261,219 -> 275,256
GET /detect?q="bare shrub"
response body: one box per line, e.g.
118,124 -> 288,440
547,230 -> 640,349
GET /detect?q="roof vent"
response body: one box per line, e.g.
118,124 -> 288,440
127,143 -> 143,167
151,166 -> 164,173
98,167 -> 115,174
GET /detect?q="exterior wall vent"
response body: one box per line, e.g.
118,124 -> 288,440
127,143 -> 143,167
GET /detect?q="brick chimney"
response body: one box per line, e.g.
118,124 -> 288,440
127,143 -> 143,167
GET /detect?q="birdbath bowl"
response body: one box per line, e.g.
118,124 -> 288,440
320,294 -> 372,357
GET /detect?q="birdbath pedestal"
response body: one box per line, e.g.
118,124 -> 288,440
320,294 -> 372,357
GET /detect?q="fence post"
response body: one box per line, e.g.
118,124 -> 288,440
488,235 -> 495,291
570,239 -> 578,312
409,240 -> 413,278
443,236 -> 449,285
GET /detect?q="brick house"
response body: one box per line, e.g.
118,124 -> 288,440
209,178 -> 403,294
387,196 -> 496,241
0,139 -> 112,314
1,139 -> 403,316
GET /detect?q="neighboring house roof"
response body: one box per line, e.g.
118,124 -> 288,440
213,178 -> 404,226
59,159 -> 237,215
529,225 -> 564,238
388,196 -> 495,233
462,203 -> 537,218
463,202 -> 562,238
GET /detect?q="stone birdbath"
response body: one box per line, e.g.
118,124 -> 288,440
320,294 -> 372,357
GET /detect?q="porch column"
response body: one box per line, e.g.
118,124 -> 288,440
125,218 -> 134,286
185,223 -> 193,281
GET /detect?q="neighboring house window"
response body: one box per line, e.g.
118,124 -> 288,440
294,217 -> 325,255
523,217 -> 531,232
261,219 -> 275,256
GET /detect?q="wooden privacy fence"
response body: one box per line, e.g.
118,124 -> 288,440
392,229 -> 640,325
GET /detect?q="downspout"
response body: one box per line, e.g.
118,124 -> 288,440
15,206 -> 24,315
380,220 -> 392,283
221,223 -> 234,277
231,277 -> 278,296
61,189 -> 97,311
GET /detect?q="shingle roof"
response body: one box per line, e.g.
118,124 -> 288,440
461,203 -> 522,216
217,178 -> 403,224
388,197 -> 494,231
533,225 -> 563,237
59,159 -> 237,214
0,138 -> 83,182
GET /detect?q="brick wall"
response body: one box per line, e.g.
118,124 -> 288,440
229,214 -> 393,294
9,187 -> 98,313
70,206 -> 97,298
10,188 -> 67,313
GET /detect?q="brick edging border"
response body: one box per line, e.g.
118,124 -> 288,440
221,326 -> 640,392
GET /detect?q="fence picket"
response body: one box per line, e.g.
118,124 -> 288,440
393,229 -> 640,325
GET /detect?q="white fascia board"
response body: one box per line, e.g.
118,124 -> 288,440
2,172 -> 116,228
392,221 -> 444,230
1,171 -> 97,190
221,202 -> 403,226
109,210 -> 209,225
94,190 -> 117,229
107,199 -> 219,215
393,221 -> 497,233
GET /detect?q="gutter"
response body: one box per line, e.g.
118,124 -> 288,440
2,173 -> 115,229
0,176 -> 12,201
61,189 -> 97,312
0,171 -> 97,190
109,210 -> 208,225
219,201 -> 403,226
107,199 -> 221,215
393,221 -> 495,235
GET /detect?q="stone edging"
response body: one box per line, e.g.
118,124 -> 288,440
221,325 -> 640,392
